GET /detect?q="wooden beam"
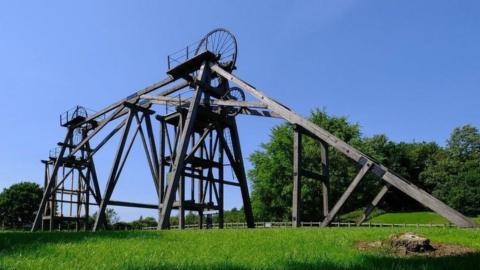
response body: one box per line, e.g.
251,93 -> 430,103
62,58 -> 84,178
300,169 -> 324,181
73,76 -> 180,128
382,171 -> 477,227
357,185 -> 389,225
93,111 -> 134,231
218,123 -> 255,228
292,127 -> 301,227
70,106 -> 125,156
212,64 -> 477,228
134,113 -> 159,194
158,62 -> 209,229
320,140 -> 329,218
321,162 -> 372,227
32,129 -> 73,231
238,108 -> 281,118
144,95 -> 268,109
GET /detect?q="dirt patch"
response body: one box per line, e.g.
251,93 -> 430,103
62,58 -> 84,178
355,233 -> 476,257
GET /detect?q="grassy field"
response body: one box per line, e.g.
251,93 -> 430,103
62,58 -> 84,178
1,228 -> 479,270
368,212 -> 451,224
341,211 -> 480,225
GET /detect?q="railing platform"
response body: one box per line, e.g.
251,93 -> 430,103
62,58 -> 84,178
167,51 -> 216,78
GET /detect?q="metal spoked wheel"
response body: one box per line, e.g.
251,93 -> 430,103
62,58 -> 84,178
222,87 -> 245,116
196,28 -> 238,70
72,106 -> 88,144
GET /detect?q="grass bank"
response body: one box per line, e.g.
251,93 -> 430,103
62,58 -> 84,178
341,211 -> 480,225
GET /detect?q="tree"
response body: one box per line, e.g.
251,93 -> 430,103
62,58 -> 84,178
360,137 -> 440,211
129,216 -> 157,229
0,182 -> 43,229
248,108 -> 445,222
421,125 -> 480,215
249,109 -> 365,221
90,208 -> 120,227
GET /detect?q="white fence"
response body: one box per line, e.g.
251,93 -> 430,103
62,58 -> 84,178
142,221 -> 457,230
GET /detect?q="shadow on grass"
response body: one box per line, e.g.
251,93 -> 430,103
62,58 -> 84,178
120,252 -> 480,270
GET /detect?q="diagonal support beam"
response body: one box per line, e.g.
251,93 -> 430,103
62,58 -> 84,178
228,122 -> 255,228
90,119 -> 127,157
144,114 -> 160,180
93,111 -> 134,231
212,64 -> 477,228
381,172 -> 477,227
184,126 -> 213,162
72,76 -> 180,128
320,162 -> 372,227
217,122 -> 255,228
134,113 -> 159,194
357,184 -> 390,225
70,106 -> 125,156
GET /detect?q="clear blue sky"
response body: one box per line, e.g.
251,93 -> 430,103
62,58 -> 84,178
1,1 -> 479,221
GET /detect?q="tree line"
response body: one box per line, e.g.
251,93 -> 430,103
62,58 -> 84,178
249,109 -> 480,221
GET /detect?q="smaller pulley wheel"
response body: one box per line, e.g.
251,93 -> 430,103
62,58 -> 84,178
222,87 -> 245,116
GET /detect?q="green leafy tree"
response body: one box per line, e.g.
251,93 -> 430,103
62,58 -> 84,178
249,109 -> 366,221
221,208 -> 246,223
0,182 -> 43,229
129,216 -> 158,229
360,137 -> 440,211
421,125 -> 480,215
90,208 -> 120,227
248,109 -> 444,221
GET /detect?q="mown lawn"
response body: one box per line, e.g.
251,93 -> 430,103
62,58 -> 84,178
0,228 -> 479,270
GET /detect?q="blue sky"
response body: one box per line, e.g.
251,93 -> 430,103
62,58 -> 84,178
1,1 -> 479,221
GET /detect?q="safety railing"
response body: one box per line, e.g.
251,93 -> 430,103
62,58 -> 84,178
59,105 -> 105,127
167,37 -> 210,70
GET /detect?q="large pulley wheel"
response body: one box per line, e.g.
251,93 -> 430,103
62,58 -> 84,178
222,87 -> 245,116
196,28 -> 238,71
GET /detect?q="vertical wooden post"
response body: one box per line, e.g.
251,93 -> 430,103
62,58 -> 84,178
179,174 -> 185,229
32,129 -> 73,231
158,118 -> 166,229
76,171 -> 81,231
320,140 -> 329,218
218,128 -> 225,229
85,169 -> 90,231
49,172 -> 56,232
292,126 -> 302,227
199,138 -> 205,229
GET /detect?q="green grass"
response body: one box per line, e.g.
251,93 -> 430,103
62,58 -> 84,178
368,212 -> 450,224
1,228 -> 479,270
340,209 -> 385,222
340,211 -> 480,225
367,212 -> 480,225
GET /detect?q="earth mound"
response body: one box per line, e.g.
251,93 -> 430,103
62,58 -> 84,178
356,232 -> 475,257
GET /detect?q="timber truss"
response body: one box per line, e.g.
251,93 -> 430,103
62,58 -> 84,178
33,28 -> 477,231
